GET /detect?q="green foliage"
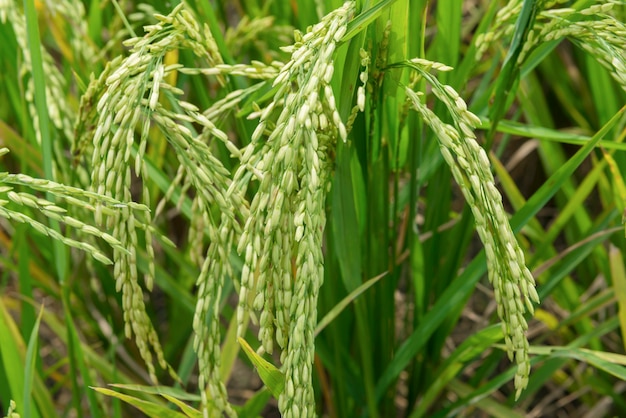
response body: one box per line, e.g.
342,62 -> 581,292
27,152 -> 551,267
1,0 -> 626,417
238,337 -> 285,399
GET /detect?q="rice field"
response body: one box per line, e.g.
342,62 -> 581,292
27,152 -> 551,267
1,0 -> 626,417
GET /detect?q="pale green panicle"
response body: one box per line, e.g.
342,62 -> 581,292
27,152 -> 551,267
404,59 -> 539,400
476,0 -> 626,93
77,2 -> 259,415
519,1 -> 626,91
0,149 -> 152,265
77,4 -> 210,413
234,2 -> 356,416
3,400 -> 20,418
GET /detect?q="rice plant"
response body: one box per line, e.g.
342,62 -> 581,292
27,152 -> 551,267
1,0 -> 626,417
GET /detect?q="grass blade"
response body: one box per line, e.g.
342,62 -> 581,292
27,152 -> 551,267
509,105 -> 626,229
487,0 -> 539,147
315,271 -> 386,336
341,0 -> 399,44
410,325 -> 503,418
331,143 -> 363,292
161,395 -> 202,418
91,387 -> 186,418
108,384 -> 201,401
238,337 -> 285,399
0,299 -> 28,417
22,306 -> 44,418
609,245 -> 626,352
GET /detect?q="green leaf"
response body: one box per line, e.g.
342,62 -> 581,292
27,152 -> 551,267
609,245 -> 626,352
315,271 -> 387,336
341,0 -> 400,44
91,387 -> 187,418
525,346 -> 626,381
238,337 -> 285,399
235,388 -> 272,418
481,118 -> 626,151
487,0 -> 539,147
374,250 -> 487,402
161,395 -> 202,418
431,0 -> 462,67
331,143 -> 363,292
509,105 -> 625,230
0,299 -> 27,417
410,325 -> 503,418
108,384 -> 202,402
551,349 -> 626,381
23,306 -> 44,418
0,299 -> 58,418
446,380 -> 527,418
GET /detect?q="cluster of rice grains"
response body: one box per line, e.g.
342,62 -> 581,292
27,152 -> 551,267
74,0 -> 555,414
3,400 -> 19,418
525,1 -> 626,90
0,0 -> 90,151
80,4 -> 242,415
476,0 -> 626,91
0,149 -> 143,266
403,59 -> 539,399
235,3 -> 356,417
75,0 -> 359,416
